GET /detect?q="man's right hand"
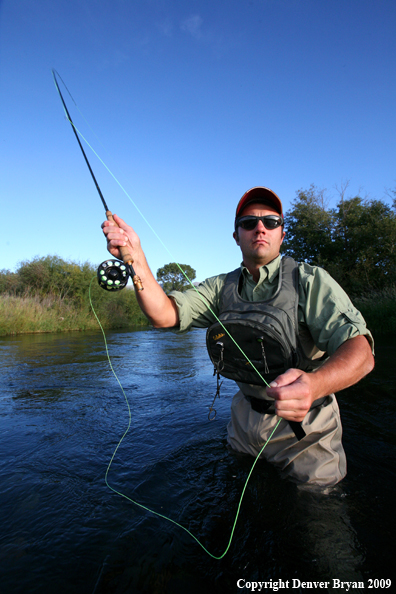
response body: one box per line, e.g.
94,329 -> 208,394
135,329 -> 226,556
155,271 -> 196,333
101,213 -> 140,260
100,214 -> 180,328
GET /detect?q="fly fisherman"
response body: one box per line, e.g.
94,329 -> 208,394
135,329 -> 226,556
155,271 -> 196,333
102,186 -> 374,488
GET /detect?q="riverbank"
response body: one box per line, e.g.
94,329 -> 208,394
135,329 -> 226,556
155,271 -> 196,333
0,290 -> 149,336
1,282 -> 395,337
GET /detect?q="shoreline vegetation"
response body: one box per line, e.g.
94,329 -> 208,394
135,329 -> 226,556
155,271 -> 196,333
1,254 -> 395,337
0,291 -> 149,336
1,282 -> 395,337
0,256 -> 149,337
3,185 -> 395,337
353,287 -> 396,337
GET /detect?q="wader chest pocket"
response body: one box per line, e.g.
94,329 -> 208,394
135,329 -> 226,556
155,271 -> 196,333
206,320 -> 296,385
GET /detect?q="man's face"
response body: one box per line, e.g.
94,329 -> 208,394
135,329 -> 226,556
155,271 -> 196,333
233,202 -> 285,268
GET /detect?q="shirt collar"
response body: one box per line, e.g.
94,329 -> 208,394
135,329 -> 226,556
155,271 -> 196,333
240,254 -> 281,286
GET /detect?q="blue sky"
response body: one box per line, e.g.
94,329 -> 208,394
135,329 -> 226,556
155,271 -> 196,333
1,0 -> 395,281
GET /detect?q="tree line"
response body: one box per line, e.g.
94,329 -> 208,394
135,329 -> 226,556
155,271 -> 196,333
281,184 -> 396,296
1,183 -> 395,334
155,184 -> 396,298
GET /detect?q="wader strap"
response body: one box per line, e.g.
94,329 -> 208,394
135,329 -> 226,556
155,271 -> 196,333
287,421 -> 306,441
246,396 -> 306,441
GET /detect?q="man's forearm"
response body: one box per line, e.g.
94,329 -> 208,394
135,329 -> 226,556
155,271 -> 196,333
102,214 -> 179,328
268,335 -> 375,422
131,248 -> 179,328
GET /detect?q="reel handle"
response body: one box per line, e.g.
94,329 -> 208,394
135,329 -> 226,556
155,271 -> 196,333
106,210 -> 144,291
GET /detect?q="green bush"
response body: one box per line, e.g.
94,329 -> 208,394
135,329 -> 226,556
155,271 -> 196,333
0,256 -> 149,335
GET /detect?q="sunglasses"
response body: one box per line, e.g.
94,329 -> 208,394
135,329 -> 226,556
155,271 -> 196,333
235,215 -> 284,231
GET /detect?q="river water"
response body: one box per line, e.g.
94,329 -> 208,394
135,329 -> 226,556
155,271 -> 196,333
0,329 -> 395,593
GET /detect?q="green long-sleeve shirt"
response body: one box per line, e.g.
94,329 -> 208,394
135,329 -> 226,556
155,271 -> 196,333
169,255 -> 374,358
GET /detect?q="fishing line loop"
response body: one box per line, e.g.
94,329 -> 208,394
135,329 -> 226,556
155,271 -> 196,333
89,278 -> 281,559
52,70 -> 276,384
55,71 -> 284,556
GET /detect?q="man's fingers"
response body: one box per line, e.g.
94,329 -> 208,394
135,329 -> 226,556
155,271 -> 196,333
275,399 -> 307,414
112,213 -> 131,233
107,229 -> 128,243
268,368 -> 304,389
102,222 -> 128,243
101,215 -> 141,259
275,399 -> 308,422
266,370 -> 314,422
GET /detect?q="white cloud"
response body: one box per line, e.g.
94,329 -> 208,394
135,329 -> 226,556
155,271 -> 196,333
180,14 -> 203,40
157,18 -> 173,37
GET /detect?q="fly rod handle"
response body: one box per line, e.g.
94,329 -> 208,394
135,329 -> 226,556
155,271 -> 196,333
105,210 -> 144,291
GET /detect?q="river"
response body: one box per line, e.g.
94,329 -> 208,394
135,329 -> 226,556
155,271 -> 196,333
0,329 -> 395,593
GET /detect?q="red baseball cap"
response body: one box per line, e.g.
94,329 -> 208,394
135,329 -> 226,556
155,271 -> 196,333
235,187 -> 283,220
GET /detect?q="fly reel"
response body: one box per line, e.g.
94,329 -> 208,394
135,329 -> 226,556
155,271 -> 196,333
97,259 -> 129,291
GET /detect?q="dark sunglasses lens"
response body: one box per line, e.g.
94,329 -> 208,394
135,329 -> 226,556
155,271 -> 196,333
264,217 -> 280,229
237,216 -> 282,230
239,218 -> 258,230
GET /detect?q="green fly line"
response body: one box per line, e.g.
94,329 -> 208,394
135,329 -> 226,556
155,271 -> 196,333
53,91 -> 269,384
53,69 -> 272,385
54,71 -> 283,557
89,278 -> 281,559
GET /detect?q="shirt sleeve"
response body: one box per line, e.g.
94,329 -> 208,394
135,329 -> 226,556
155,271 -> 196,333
298,263 -> 374,355
168,274 -> 227,332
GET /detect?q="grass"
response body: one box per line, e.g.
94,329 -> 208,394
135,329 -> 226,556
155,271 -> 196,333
0,289 -> 149,336
353,285 -> 396,337
1,283 -> 395,337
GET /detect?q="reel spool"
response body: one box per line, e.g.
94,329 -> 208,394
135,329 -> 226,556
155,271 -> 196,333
97,259 -> 129,291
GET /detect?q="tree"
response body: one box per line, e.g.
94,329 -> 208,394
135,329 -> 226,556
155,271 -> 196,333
15,255 -> 95,303
282,184 -> 396,295
0,269 -> 18,294
281,185 -> 335,266
331,196 -> 396,293
156,263 -> 196,293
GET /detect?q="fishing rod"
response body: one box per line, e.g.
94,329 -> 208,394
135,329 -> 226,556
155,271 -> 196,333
52,71 -> 287,559
52,69 -> 143,292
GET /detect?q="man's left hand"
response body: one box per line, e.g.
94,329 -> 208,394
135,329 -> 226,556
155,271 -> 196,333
266,335 -> 375,423
266,369 -> 316,422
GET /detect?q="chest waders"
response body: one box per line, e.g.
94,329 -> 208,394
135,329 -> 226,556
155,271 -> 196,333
206,257 -> 327,441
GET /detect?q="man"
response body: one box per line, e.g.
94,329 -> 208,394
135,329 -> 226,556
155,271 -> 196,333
102,186 -> 374,488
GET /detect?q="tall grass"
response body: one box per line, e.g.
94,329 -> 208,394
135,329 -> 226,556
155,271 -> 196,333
0,256 -> 150,336
0,293 -> 91,335
0,287 -> 149,336
1,255 -> 394,337
354,285 -> 396,337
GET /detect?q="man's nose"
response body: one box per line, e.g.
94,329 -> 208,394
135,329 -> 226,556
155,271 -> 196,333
255,219 -> 267,232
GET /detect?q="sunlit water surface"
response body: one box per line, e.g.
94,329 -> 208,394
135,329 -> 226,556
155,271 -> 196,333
0,329 -> 395,593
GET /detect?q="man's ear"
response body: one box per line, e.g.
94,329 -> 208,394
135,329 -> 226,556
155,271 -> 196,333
233,230 -> 240,245
280,230 -> 285,245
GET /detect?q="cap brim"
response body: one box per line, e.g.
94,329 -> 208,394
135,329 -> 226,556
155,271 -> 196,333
235,187 -> 283,218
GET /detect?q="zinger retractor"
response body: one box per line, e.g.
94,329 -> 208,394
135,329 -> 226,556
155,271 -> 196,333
97,259 -> 129,291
